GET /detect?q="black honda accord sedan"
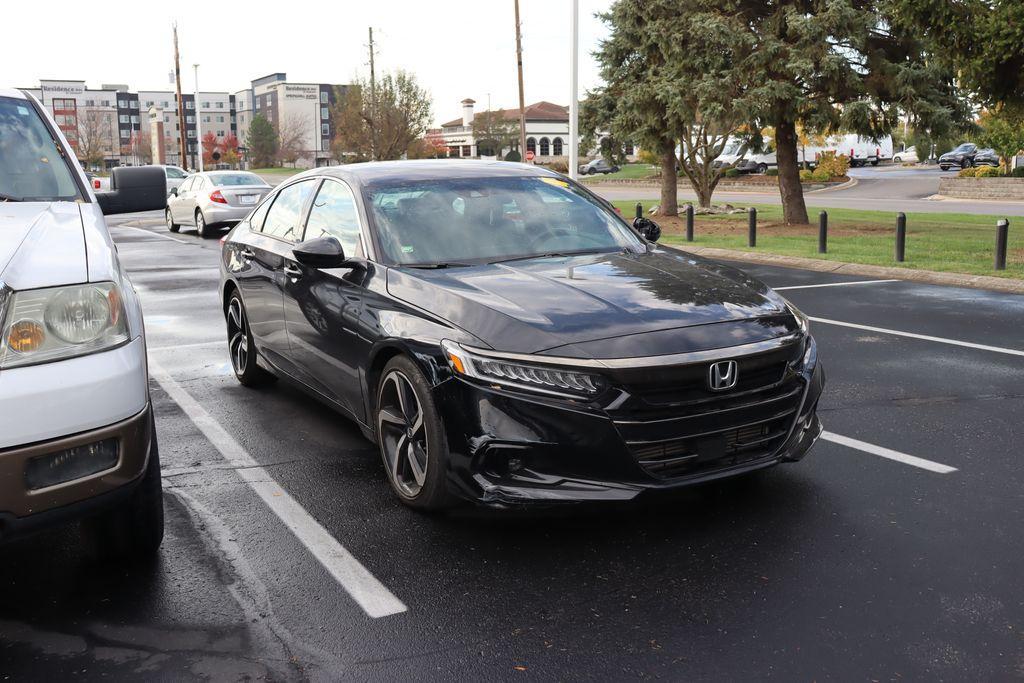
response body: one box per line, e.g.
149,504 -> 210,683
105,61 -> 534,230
219,160 -> 824,509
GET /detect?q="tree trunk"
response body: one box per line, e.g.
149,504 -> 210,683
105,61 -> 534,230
775,118 -> 809,225
659,145 -> 678,216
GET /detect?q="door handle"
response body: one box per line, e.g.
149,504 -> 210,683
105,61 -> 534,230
283,264 -> 303,278
240,248 -> 256,259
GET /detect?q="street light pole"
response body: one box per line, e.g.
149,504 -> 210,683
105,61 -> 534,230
568,0 -> 579,180
194,64 -> 204,172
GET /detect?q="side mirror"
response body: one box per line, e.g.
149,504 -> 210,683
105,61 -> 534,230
168,187 -> 178,197
633,216 -> 661,242
293,236 -> 351,268
95,166 -> 168,215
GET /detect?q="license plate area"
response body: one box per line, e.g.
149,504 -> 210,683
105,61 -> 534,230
239,195 -> 257,205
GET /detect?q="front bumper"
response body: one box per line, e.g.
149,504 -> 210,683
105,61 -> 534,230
434,344 -> 825,507
0,403 -> 153,539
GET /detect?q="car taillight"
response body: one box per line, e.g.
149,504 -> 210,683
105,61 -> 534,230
210,190 -> 227,204
876,147 -> 880,157
850,148 -> 854,157
219,235 -> 228,246
93,179 -> 101,189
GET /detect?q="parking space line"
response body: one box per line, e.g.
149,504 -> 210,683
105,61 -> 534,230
822,431 -> 957,474
775,279 -> 899,291
114,224 -> 189,244
149,339 -> 223,352
149,360 -> 408,619
809,317 -> 1024,357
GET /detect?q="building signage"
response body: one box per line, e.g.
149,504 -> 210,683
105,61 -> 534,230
41,81 -> 85,96
283,85 -> 319,101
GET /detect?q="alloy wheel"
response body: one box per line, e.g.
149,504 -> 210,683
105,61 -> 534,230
377,370 -> 429,498
227,298 -> 249,376
196,212 -> 206,237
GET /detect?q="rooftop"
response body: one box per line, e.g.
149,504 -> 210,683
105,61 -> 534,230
441,101 -> 569,128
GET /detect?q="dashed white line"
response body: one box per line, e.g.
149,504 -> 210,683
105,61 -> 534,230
808,317 -> 1024,357
775,279 -> 899,291
149,359 -> 407,619
821,431 -> 958,474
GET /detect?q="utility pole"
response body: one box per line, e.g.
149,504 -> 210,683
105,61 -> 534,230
368,27 -> 377,161
514,0 -> 528,162
568,0 -> 579,180
194,64 -> 204,172
173,23 -> 189,170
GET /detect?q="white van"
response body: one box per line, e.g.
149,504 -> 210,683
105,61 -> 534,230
713,138 -> 777,174
808,134 -> 893,167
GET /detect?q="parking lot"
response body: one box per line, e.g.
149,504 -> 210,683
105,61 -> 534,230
2,210 -> 1022,680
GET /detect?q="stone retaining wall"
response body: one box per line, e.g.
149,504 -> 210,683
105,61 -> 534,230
938,177 -> 1024,200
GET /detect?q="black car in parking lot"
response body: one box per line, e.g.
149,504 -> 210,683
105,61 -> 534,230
973,148 -> 1000,168
939,143 -> 978,170
219,161 -> 824,509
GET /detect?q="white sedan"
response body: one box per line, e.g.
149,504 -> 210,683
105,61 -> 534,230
0,88 -> 167,557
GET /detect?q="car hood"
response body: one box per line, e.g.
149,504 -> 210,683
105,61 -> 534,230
386,248 -> 795,357
0,202 -> 87,290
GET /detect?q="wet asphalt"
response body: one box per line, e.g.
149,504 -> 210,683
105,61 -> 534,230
1,211 -> 1022,681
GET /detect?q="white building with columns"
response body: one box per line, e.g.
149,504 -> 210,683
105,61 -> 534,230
439,98 -> 574,160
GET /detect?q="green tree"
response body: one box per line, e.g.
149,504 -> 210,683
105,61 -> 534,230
471,110 -> 519,158
977,105 -> 1024,172
247,115 -> 278,168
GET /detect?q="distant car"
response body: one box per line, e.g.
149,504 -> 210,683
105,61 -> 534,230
157,165 -> 190,193
713,138 -> 776,174
973,148 -> 1000,168
1,88 -> 167,556
578,158 -> 620,175
939,143 -> 978,171
166,171 -> 271,238
892,146 -> 918,164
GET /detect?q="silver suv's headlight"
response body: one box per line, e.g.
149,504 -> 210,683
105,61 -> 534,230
442,340 -> 606,398
0,283 -> 130,369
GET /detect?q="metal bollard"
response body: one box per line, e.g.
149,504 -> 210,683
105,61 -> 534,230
748,207 -> 757,247
995,219 -> 1009,270
818,211 -> 828,253
635,202 -> 643,220
685,204 -> 694,242
895,212 -> 906,262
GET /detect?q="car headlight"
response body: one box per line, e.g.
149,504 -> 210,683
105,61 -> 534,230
0,283 -> 130,369
781,296 -> 810,334
441,340 -> 606,398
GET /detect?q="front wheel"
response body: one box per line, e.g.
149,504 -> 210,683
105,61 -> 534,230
375,356 -> 455,510
961,159 -> 972,170
226,291 -> 276,387
755,163 -> 768,174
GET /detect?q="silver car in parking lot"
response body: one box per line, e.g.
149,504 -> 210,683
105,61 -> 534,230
166,171 -> 271,238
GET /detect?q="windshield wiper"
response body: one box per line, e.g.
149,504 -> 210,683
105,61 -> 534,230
404,262 -> 474,269
0,193 -> 22,202
490,249 -> 612,264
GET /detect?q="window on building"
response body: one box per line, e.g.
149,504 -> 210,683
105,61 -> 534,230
202,115 -> 211,123
539,137 -> 550,156
526,137 -> 536,153
102,100 -> 110,107
118,99 -> 128,108
162,100 -> 169,108
217,130 -> 225,137
462,145 -> 472,157
86,99 -> 95,107
130,101 -> 139,109
322,138 -> 331,152
255,100 -> 261,109
321,123 -> 330,136
186,115 -> 195,124
202,101 -> 210,109
186,101 -> 194,109
217,116 -> 224,123
120,128 -> 130,139
552,138 -> 563,156
449,146 -> 460,158
131,115 -> 139,124
119,115 -> 129,123
216,101 -> 224,108
321,107 -> 329,119
187,130 -> 196,138
320,91 -> 328,104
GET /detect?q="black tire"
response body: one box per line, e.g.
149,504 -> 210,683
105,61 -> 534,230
196,210 -> 212,238
85,414 -> 164,562
870,159 -> 879,166
961,158 -> 972,170
893,156 -> 901,163
226,290 -> 276,387
375,355 -> 455,511
166,209 -> 180,233
755,163 -> 768,174
611,166 -> 620,173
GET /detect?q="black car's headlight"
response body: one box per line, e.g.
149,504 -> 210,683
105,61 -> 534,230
441,340 -> 606,398
780,296 -> 810,334
0,283 -> 130,369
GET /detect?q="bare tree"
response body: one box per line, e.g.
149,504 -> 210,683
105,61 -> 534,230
76,110 -> 116,170
276,114 -> 310,167
331,71 -> 432,162
677,122 -> 739,208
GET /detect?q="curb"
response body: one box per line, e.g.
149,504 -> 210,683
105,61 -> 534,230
671,246 -> 1024,294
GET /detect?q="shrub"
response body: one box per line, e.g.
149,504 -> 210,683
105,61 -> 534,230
975,165 -> 1003,178
816,151 -> 850,178
765,168 -> 779,176
503,149 -> 521,162
637,149 -> 659,165
799,169 -> 814,182
811,169 -> 831,182
958,167 -> 978,178
547,160 -> 569,174
724,167 -> 741,178
1012,166 -> 1024,178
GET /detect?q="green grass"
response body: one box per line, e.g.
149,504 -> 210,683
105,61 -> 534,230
584,163 -> 658,181
249,167 -> 305,176
612,201 -> 1024,279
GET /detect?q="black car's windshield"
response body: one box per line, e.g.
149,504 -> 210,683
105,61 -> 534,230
365,175 -> 644,266
209,172 -> 265,186
0,96 -> 82,202
952,144 -> 975,153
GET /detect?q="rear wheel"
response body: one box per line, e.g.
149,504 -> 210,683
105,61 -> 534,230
165,209 -> 180,233
755,163 -> 768,174
375,356 -> 455,510
226,291 -> 275,387
961,158 -> 972,170
196,210 -> 211,238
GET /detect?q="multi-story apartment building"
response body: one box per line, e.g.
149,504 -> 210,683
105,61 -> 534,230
248,73 -> 347,167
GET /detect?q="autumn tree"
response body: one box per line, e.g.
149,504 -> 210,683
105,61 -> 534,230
220,133 -> 241,167
247,115 -> 278,168
201,131 -> 219,166
76,110 -> 115,170
276,114 -> 309,167
977,105 -> 1024,171
331,71 -> 432,162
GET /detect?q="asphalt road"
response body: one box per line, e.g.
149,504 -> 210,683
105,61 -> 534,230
594,164 -> 1024,217
2,213 -> 1022,680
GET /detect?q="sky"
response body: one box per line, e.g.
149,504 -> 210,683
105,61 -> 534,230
4,0 -> 615,126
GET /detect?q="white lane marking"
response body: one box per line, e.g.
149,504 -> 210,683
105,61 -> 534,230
114,224 -> 188,244
822,431 -> 958,474
775,279 -> 899,291
809,317 -> 1024,358
149,339 -> 223,352
149,360 -> 407,618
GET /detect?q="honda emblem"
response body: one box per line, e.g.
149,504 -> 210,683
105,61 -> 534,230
708,360 -> 739,391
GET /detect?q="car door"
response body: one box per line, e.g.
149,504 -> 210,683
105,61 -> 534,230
233,178 -> 318,370
281,177 -> 369,418
170,176 -> 193,222
183,175 -> 204,224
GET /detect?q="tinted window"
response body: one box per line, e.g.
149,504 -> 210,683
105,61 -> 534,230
248,195 -> 273,231
178,177 -> 195,192
304,180 -> 363,256
262,180 -> 315,241
0,96 -> 82,201
208,172 -> 264,186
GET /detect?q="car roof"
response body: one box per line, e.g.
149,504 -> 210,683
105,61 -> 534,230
289,159 -> 562,188
0,88 -> 28,100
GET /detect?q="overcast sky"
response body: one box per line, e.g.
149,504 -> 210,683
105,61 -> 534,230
5,0 -> 615,125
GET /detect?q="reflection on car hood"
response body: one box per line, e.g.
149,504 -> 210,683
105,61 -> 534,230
0,202 -> 87,290
387,248 -> 792,356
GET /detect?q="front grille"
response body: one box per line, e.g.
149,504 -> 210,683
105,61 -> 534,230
606,341 -> 806,481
